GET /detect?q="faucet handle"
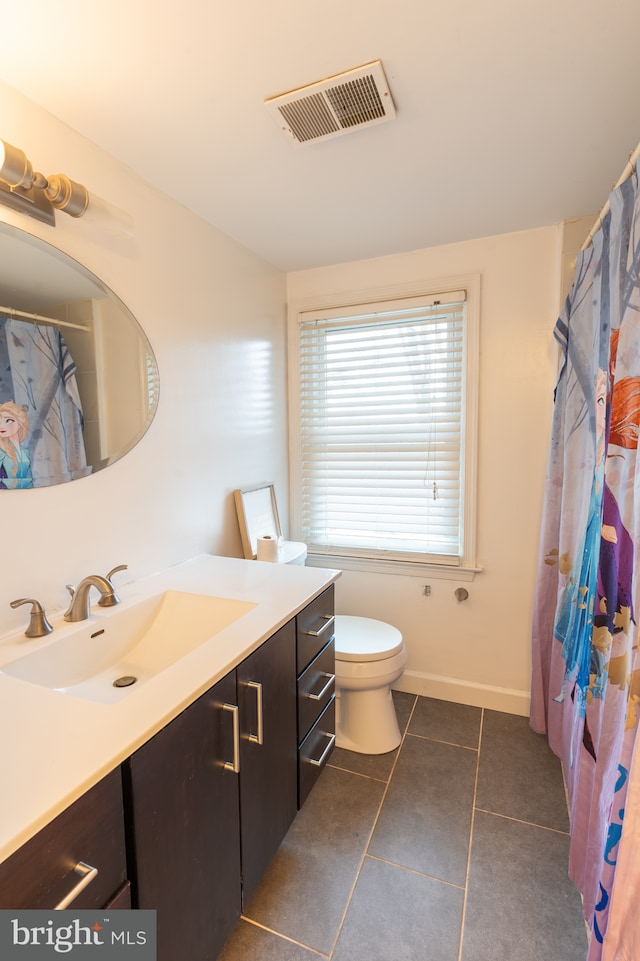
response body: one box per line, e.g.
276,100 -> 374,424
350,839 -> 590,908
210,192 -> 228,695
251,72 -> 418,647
99,565 -> 128,608
10,598 -> 54,638
63,584 -> 76,618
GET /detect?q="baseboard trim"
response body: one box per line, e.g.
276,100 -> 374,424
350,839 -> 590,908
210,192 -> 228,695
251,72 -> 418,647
393,670 -> 531,717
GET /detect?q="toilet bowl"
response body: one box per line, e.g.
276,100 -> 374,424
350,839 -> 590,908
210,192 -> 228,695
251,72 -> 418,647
334,614 -> 407,755
271,542 -> 407,755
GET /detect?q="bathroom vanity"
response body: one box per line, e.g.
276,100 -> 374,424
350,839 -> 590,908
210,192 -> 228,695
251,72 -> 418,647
0,555 -> 339,960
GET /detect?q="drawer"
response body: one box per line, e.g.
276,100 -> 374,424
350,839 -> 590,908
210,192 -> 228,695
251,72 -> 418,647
298,697 -> 336,807
296,585 -> 335,674
0,768 -> 127,910
104,881 -> 132,909
297,639 -> 335,745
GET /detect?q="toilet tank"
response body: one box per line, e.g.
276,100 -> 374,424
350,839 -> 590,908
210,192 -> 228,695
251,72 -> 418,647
280,541 -> 308,566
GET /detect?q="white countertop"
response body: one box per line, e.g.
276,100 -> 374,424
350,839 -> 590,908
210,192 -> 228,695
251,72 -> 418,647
0,554 -> 340,863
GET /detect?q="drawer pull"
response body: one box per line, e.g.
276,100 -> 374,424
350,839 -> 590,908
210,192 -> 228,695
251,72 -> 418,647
305,673 -> 335,702
308,732 -> 336,768
54,861 -> 98,910
222,703 -> 240,773
303,615 -> 335,639
247,681 -> 264,745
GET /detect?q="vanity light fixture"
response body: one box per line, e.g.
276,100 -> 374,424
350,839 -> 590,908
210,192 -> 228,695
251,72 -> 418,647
0,138 -> 133,236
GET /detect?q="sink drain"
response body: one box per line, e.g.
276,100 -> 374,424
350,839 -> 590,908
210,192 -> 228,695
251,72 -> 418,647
113,675 -> 137,688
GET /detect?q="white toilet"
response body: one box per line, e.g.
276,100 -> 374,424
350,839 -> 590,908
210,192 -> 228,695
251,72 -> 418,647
272,541 -> 408,755
333,614 -> 407,754
277,541 -> 308,566
249,537 -> 409,756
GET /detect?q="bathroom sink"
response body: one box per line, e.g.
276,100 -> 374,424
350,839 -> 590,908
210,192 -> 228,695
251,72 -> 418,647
0,590 -> 256,704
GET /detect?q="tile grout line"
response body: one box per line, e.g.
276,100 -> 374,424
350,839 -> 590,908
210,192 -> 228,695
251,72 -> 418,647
325,693 -> 419,960
326,762 -> 389,785
365,852 -> 466,891
473,807 -> 571,836
407,730 -> 480,752
456,707 -> 484,961
239,916 -> 330,958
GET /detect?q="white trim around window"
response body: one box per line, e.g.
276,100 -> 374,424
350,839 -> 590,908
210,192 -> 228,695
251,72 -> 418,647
287,273 -> 481,579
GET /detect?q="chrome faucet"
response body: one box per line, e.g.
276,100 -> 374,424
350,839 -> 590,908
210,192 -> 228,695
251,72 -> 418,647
10,598 -> 54,637
64,564 -> 128,622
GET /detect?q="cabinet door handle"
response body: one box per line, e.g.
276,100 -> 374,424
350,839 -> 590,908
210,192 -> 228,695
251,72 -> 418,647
305,673 -> 335,702
246,681 -> 264,745
308,732 -> 336,768
54,861 -> 98,910
303,615 -> 335,639
222,703 -> 240,773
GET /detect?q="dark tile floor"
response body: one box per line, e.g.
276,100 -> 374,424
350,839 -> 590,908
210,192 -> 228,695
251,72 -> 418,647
219,693 -> 589,961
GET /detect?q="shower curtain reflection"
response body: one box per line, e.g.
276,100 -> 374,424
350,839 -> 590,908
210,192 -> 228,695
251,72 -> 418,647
0,317 -> 89,488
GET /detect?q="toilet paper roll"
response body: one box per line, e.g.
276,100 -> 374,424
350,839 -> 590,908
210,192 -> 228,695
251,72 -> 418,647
256,536 -> 279,562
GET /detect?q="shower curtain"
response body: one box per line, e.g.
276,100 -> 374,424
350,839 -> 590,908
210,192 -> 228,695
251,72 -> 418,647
0,317 -> 89,487
531,157 -> 640,960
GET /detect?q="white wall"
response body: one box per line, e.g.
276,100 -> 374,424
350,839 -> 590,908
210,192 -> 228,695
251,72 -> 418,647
0,80 -> 586,717
0,81 -> 288,637
288,229 -> 563,714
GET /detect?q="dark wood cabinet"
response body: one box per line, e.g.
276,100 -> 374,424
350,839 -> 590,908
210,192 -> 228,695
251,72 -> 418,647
238,619 -> 297,905
0,768 -> 127,910
296,585 -> 336,675
296,585 -> 336,806
125,670 -> 241,961
299,698 -> 336,807
124,621 -> 297,959
0,588 -> 333,961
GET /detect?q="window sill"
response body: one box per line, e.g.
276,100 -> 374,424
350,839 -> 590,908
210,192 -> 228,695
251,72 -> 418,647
305,552 -> 483,581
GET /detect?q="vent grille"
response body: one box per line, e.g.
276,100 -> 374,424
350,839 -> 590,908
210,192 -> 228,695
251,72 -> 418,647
265,60 -> 396,145
278,93 -> 340,143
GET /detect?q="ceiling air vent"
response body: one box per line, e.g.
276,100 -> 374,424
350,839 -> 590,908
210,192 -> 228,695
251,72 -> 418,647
265,60 -> 396,146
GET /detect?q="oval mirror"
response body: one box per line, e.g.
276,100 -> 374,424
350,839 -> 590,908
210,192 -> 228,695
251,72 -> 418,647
0,222 -> 158,488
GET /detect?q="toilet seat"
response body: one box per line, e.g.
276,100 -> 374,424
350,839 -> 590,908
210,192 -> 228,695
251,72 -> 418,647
334,614 -> 404,662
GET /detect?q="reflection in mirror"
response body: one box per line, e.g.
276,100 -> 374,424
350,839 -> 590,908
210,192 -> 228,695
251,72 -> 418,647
0,222 -> 159,488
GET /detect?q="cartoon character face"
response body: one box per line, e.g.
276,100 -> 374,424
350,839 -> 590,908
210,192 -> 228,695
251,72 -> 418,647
0,402 -> 29,446
0,412 -> 21,442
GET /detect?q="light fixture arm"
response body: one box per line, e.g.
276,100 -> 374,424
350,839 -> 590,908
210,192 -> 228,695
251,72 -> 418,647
0,137 -> 132,235
0,138 -> 90,217
44,174 -> 89,217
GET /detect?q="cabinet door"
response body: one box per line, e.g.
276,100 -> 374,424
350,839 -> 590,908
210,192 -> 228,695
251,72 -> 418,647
296,587 -> 336,807
299,698 -> 336,807
238,620 -> 297,905
297,638 -> 335,745
0,768 -> 126,910
296,584 -> 335,674
125,671 -> 241,961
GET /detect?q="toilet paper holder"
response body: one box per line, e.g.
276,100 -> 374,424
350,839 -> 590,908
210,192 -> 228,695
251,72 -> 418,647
454,587 -> 469,602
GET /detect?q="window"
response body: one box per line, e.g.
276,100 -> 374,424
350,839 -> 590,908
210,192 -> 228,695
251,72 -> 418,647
288,277 -> 479,573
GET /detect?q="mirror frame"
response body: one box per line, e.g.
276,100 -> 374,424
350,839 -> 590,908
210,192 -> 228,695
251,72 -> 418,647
0,221 -> 159,487
234,484 -> 282,559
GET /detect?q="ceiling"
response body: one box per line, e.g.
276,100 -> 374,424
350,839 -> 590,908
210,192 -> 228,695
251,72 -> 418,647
1,0 -> 639,272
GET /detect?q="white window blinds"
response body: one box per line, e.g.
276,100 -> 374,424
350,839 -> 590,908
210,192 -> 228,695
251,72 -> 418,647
296,291 -> 467,563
